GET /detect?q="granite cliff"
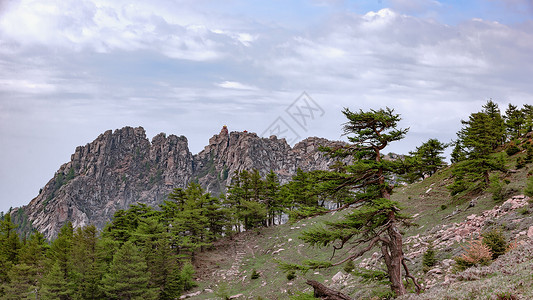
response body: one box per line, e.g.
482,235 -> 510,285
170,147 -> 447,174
20,126 -> 343,239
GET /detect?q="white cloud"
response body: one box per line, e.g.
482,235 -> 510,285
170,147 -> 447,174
216,81 -> 259,91
1,1 -> 533,213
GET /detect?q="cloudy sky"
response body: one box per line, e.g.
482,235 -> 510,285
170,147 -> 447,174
1,0 -> 532,213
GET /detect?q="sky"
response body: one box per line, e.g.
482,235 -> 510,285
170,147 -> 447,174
1,0 -> 533,213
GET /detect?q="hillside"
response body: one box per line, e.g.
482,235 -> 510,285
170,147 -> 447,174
14,126 -> 343,239
183,143 -> 533,299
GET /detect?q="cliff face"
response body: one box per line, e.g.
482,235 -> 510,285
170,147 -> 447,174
22,126 -> 343,239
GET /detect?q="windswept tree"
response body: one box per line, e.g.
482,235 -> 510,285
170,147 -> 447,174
281,107 -> 419,297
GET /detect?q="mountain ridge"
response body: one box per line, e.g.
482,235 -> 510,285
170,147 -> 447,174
17,126 -> 345,239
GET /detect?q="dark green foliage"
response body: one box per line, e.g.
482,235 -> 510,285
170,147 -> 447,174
352,268 -> 390,285
251,269 -> 260,279
504,104 -> 525,140
0,198 -> 203,299
489,174 -> 505,201
525,145 -> 533,163
343,260 -> 355,273
101,241 -> 158,300
286,270 -> 297,281
40,262 -> 72,300
440,204 -> 447,210
282,107 -> 417,297
422,242 -> 437,272
177,261 -> 197,291
516,156 -> 526,169
482,229 -> 507,259
403,138 -> 449,182
70,225 -> 103,299
3,263 -> 39,299
450,102 -> 509,197
506,144 -> 520,156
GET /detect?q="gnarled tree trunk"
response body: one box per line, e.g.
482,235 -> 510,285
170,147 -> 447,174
306,280 -> 352,300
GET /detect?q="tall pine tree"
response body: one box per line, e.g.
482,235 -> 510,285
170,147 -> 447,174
281,107 -> 419,297
101,241 -> 158,300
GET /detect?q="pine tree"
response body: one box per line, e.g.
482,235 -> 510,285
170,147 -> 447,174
450,111 -> 506,195
281,107 -> 419,297
165,183 -> 213,257
3,263 -> 39,300
101,241 -> 158,300
70,225 -> 103,300
263,170 -> 282,226
46,222 -> 74,300
504,103 -> 525,140
406,138 -> 448,181
522,104 -> 533,134
40,262 -> 72,300
0,213 -> 21,297
0,213 -> 21,264
482,100 -> 506,148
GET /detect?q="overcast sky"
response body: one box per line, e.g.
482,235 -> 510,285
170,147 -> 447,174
1,0 -> 532,213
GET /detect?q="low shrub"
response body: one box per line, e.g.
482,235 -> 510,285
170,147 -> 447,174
525,176 -> 533,197
506,145 -> 520,156
454,239 -> 492,271
251,269 -> 260,280
489,174 -> 505,201
286,270 -> 296,281
482,229 -> 507,259
343,260 -> 355,273
422,242 -> 437,272
516,157 -> 526,169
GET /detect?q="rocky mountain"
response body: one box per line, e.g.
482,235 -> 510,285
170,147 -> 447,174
18,126 -> 344,239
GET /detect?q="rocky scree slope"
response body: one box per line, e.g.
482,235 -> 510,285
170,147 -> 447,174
19,126 -> 343,239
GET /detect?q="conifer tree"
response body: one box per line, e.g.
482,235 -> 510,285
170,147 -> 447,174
165,183 -> 213,257
101,241 -> 158,300
0,213 -> 21,265
0,213 -> 21,296
263,170 -> 282,226
450,111 -> 505,195
3,263 -> 39,300
70,225 -> 103,299
482,100 -> 506,148
281,107 -> 419,297
522,104 -> 533,134
40,261 -> 71,300
405,138 -> 448,181
504,103 -> 525,140
46,222 -> 74,300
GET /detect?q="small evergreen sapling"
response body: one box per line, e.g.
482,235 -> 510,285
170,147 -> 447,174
422,242 -> 437,272
525,176 -> 533,197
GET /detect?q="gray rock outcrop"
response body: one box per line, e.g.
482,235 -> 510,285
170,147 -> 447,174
20,126 -> 344,239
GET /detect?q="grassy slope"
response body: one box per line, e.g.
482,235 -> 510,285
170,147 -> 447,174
189,147 -> 533,299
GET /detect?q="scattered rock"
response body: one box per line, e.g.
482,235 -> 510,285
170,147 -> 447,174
180,291 -> 202,299
332,271 -> 344,283
272,248 -> 285,255
528,226 -> 533,239
229,293 -> 244,299
441,259 -> 455,268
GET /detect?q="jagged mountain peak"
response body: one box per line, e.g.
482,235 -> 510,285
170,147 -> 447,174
20,126 -> 343,239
